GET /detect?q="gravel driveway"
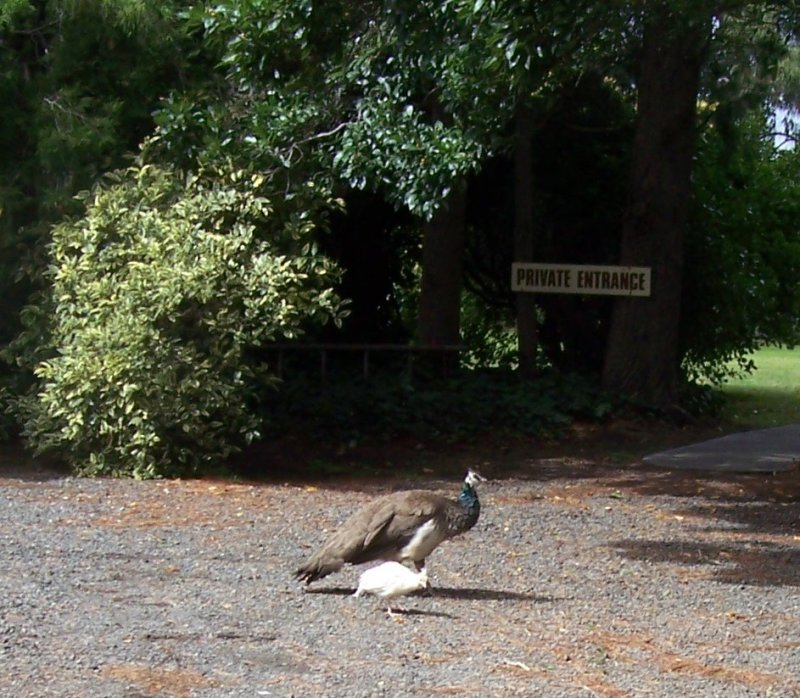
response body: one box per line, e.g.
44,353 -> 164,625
1,448 -> 798,697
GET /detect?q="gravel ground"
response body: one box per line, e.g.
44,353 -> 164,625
1,447 -> 799,697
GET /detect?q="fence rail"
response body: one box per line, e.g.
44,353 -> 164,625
262,343 -> 464,379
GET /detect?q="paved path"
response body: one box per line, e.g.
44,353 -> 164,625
643,423 -> 800,473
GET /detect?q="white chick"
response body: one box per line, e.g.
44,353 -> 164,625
353,562 -> 429,616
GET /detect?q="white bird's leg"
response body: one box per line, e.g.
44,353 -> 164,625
386,605 -> 407,623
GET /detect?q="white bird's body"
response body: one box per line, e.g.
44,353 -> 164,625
353,562 -> 429,615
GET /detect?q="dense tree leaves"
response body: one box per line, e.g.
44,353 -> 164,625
18,162 -> 345,477
0,1 -> 186,232
683,114 -> 800,383
0,1 -> 195,437
4,0 -> 800,461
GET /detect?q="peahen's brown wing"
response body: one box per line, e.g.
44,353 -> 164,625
351,490 -> 446,561
294,490 -> 446,583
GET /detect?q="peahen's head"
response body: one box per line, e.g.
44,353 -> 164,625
464,469 -> 486,488
459,469 -> 486,508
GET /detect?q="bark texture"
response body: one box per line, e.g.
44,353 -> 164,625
417,186 -> 466,349
602,10 -> 711,405
513,104 -> 539,378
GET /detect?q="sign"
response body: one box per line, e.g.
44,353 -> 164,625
512,263 -> 651,297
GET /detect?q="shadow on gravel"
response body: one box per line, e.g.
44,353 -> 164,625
675,500 -> 800,537
304,586 -> 553,603
386,609 -> 456,618
430,586 -> 556,603
607,472 -> 800,587
603,467 -> 800,503
612,539 -> 800,587
303,586 -> 354,596
517,459 -> 800,501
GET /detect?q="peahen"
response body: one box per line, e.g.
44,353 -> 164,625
294,469 -> 485,585
353,562 -> 429,616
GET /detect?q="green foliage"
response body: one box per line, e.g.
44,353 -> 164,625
5,0 -> 800,457
682,114 -> 800,384
335,102 -> 484,219
0,0 -> 31,29
459,290 -> 519,370
0,0 -> 186,231
262,368 -> 615,445
18,163 -> 345,478
706,4 -> 800,114
0,1 -> 192,443
166,0 -> 551,219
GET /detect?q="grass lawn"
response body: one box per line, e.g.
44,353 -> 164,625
719,345 -> 800,428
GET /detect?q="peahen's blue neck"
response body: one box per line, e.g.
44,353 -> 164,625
458,484 -> 479,511
447,481 -> 481,534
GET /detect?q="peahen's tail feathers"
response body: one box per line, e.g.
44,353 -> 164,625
294,555 -> 343,585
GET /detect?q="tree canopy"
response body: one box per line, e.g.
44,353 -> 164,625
2,0 -> 800,473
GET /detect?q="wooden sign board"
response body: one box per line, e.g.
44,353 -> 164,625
512,263 -> 651,297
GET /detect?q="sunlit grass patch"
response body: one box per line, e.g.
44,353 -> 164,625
720,346 -> 800,428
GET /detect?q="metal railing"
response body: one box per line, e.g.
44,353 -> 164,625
263,343 -> 464,380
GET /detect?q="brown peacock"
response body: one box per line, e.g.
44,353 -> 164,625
294,470 -> 485,585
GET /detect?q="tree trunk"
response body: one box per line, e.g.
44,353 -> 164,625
513,103 -> 539,378
417,185 -> 466,365
602,8 -> 711,405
